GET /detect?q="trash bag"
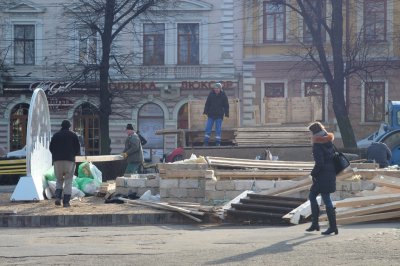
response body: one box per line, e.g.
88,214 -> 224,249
78,162 -> 93,179
47,180 -> 85,199
44,166 -> 57,181
74,177 -> 101,195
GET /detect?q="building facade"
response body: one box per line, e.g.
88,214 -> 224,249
241,0 -> 400,144
0,0 -> 243,159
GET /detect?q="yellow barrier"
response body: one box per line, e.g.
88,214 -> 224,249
0,159 -> 26,175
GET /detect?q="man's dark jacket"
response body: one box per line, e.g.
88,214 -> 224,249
50,129 -> 81,162
203,90 -> 229,119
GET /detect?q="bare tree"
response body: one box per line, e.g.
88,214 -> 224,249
270,0 -> 398,148
64,0 -> 173,154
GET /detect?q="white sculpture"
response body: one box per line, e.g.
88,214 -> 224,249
10,88 -> 52,201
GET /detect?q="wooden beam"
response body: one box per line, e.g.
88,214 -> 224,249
334,193 -> 400,208
336,210 -> 400,225
320,201 -> 400,221
370,175 -> 400,189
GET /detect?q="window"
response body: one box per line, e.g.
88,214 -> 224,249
365,82 -> 385,122
143,23 -> 165,65
302,0 -> 326,43
263,1 -> 285,42
177,23 -> 199,65
78,28 -> 97,64
73,103 -> 100,155
138,103 -> 164,161
14,25 -> 35,65
264,83 -> 284,97
10,103 -> 29,151
364,0 -> 386,42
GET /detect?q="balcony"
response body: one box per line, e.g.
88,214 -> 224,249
131,65 -> 235,80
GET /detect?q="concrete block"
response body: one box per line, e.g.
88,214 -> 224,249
145,178 -> 160,188
179,179 -> 199,189
360,180 -> 376,191
187,188 -> 205,198
234,180 -> 254,191
275,180 -> 296,189
205,190 -> 226,201
225,190 -> 242,200
254,180 -> 275,190
215,180 -> 235,191
337,181 -> 352,191
126,178 -> 146,188
351,181 -> 362,191
205,180 -> 217,191
115,177 -> 126,187
160,189 -> 168,198
168,188 -> 188,198
160,179 -> 179,188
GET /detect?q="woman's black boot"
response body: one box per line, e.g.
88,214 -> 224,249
305,204 -> 320,232
322,207 -> 338,235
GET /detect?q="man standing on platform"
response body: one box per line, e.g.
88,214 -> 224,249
203,82 -> 229,146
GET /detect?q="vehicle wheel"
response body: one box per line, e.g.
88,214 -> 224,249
172,154 -> 184,162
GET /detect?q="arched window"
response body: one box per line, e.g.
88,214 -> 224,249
73,103 -> 100,155
178,103 -> 188,129
10,103 -> 29,151
138,103 -> 164,160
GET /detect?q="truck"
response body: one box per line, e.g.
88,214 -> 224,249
357,100 -> 400,165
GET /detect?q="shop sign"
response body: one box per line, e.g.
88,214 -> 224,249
29,81 -> 75,95
47,97 -> 74,111
109,82 -> 157,90
180,81 -> 235,90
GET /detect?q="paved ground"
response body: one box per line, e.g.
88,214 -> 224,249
0,186 -> 215,227
0,223 -> 399,265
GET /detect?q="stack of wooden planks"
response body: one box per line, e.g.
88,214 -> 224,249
319,173 -> 400,225
281,167 -> 400,225
118,197 -> 215,223
233,126 -> 310,146
0,158 -> 26,175
207,156 -> 314,180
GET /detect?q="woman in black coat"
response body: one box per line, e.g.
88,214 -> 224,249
306,122 -> 338,235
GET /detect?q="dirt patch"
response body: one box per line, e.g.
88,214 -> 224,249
0,192 -> 156,216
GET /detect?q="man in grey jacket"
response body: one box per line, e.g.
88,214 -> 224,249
367,142 -> 392,168
121,124 -> 144,174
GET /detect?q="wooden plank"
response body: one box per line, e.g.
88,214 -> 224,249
336,210 -> 400,225
370,175 -> 400,189
320,201 -> 400,221
206,156 -> 314,168
215,170 -> 310,180
164,170 -> 210,178
236,127 -> 309,132
353,169 -> 400,179
0,159 -> 26,165
350,163 -> 378,169
334,193 -> 400,208
0,165 -> 26,170
263,170 -> 354,196
0,170 -> 26,175
75,155 -> 124,162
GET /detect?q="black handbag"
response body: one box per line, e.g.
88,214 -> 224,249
332,145 -> 350,174
138,132 -> 147,146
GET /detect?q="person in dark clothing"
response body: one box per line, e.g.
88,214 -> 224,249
121,124 -> 144,175
367,142 -> 392,168
203,82 -> 229,146
306,122 -> 338,235
49,120 -> 81,208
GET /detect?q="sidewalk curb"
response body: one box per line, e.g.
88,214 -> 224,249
0,212 -> 198,227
